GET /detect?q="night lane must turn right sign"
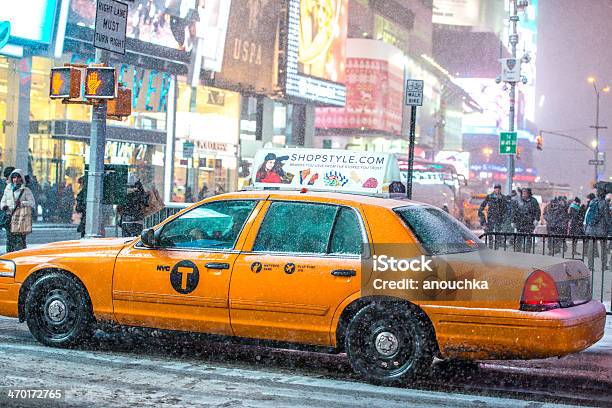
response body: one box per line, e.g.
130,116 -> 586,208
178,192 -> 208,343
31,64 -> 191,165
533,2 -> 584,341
94,0 -> 128,55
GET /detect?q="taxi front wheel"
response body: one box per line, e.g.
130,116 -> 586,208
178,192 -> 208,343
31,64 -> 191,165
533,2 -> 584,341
345,303 -> 435,385
25,273 -> 94,348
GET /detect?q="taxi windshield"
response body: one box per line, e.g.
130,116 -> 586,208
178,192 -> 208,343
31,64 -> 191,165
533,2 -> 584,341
395,206 -> 483,255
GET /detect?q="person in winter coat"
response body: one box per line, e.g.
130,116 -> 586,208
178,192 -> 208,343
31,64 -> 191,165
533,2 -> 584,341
478,184 -> 509,248
568,197 -> 585,256
568,197 -> 584,234
512,188 -> 541,252
0,167 -> 15,235
584,187 -> 611,269
544,196 -> 569,254
0,166 -> 15,205
478,184 -> 509,232
119,180 -> 149,237
0,169 -> 35,253
75,176 -> 87,238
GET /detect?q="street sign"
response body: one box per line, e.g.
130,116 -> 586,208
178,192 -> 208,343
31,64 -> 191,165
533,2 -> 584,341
500,58 -> 521,82
588,159 -> 605,166
405,79 -> 424,106
94,0 -> 128,55
499,131 -> 517,155
183,141 -> 195,159
84,67 -> 117,99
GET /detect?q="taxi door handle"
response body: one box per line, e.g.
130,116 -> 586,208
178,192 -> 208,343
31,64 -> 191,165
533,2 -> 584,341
331,269 -> 356,277
205,262 -> 230,270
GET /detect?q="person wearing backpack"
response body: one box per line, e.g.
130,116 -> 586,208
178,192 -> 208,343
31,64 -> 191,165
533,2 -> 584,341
584,188 -> 611,269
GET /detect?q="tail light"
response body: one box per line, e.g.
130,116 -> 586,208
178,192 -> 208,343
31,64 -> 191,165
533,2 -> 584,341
520,270 -> 560,311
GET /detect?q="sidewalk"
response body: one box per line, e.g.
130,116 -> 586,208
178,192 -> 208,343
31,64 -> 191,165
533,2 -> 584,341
0,225 -> 119,249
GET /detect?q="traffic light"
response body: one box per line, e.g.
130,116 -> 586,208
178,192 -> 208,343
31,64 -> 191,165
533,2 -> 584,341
107,85 -> 132,119
516,146 -> 522,159
49,67 -> 82,99
84,67 -> 117,99
536,133 -> 543,150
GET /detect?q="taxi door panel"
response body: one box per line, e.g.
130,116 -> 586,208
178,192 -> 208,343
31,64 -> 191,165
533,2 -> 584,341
230,254 -> 360,345
112,199 -> 262,335
229,200 -> 365,346
113,247 -> 238,335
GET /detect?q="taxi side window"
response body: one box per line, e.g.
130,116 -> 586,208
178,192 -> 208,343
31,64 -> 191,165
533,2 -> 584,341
253,202 -> 337,254
158,200 -> 257,250
329,208 -> 362,255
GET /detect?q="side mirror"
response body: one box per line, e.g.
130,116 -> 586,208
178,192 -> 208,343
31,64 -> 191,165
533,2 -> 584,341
140,228 -> 157,248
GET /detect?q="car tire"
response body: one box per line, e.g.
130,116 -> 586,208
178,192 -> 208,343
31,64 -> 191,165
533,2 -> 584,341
345,302 -> 435,385
25,273 -> 94,348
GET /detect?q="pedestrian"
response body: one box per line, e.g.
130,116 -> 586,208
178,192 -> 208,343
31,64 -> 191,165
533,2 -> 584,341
75,176 -> 87,238
584,187 -> 611,269
544,196 -> 569,254
119,180 -> 149,237
568,197 -> 584,256
0,169 -> 35,253
26,175 -> 42,221
0,167 -> 14,239
59,183 -> 75,223
512,188 -> 541,252
478,184 -> 508,247
184,186 -> 194,203
0,166 -> 15,204
198,184 -> 210,201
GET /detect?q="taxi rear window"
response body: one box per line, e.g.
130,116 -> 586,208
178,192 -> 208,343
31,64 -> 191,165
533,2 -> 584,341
395,206 -> 483,255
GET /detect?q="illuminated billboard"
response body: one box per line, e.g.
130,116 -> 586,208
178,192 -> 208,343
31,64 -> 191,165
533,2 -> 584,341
68,0 -> 200,51
285,0 -> 347,106
214,0 -> 281,93
315,39 -> 403,134
5,0 -> 58,44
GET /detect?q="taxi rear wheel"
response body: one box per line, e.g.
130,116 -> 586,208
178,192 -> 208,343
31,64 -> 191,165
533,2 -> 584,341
345,303 -> 434,385
25,273 -> 94,348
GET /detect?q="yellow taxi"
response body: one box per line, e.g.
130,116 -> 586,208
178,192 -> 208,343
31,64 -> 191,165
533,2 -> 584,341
463,193 -> 487,229
0,190 -> 606,385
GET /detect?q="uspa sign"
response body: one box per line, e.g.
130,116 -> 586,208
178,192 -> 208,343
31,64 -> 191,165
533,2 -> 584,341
94,0 -> 128,55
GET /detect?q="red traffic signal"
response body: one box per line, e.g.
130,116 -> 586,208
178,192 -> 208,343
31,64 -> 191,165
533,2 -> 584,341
84,67 -> 117,99
536,134 -> 543,150
49,67 -> 82,99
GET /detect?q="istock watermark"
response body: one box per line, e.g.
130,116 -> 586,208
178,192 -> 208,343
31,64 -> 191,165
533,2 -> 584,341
362,244 -> 501,301
373,255 -> 433,272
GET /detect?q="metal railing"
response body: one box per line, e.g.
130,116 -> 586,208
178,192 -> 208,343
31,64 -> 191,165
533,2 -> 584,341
143,203 -> 189,229
480,232 -> 612,315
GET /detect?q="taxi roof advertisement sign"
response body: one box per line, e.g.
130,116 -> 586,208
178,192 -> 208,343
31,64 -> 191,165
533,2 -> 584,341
251,149 -> 399,194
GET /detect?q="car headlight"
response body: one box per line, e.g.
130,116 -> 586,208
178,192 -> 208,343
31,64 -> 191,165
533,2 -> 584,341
0,260 -> 16,278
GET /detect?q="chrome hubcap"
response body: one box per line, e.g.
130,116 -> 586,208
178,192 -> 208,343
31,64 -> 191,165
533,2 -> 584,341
47,299 -> 67,323
375,331 -> 399,356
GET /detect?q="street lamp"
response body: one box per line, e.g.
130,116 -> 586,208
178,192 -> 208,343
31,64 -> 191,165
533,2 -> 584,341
588,77 -> 609,182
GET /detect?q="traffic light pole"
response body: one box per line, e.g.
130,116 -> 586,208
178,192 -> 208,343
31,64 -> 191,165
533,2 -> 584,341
505,0 -> 519,196
85,48 -> 109,238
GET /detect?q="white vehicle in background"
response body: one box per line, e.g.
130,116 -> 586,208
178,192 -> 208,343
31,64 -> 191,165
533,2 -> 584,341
396,156 -> 469,221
